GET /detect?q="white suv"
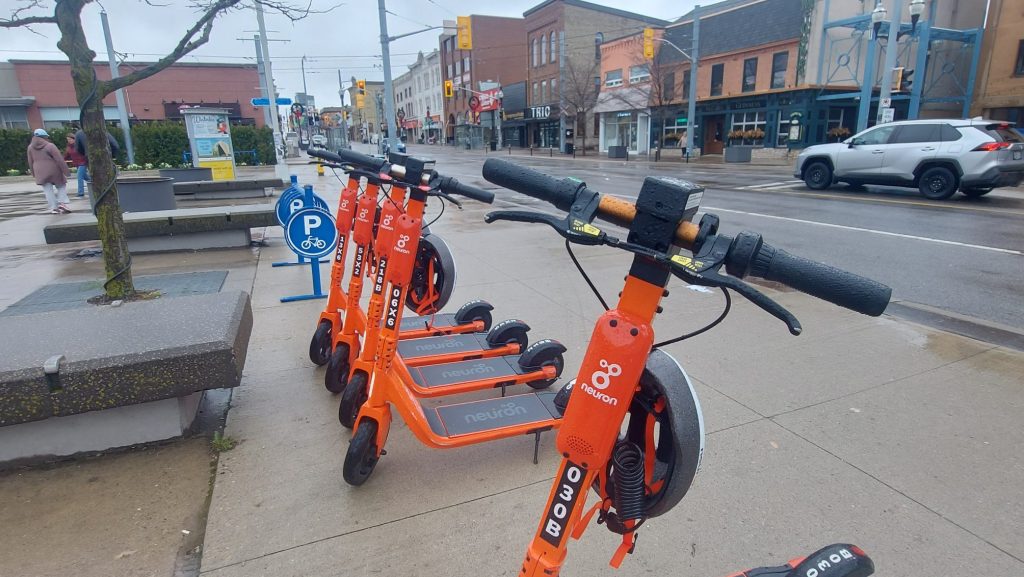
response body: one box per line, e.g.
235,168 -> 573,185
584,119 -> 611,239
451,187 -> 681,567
793,119 -> 1024,199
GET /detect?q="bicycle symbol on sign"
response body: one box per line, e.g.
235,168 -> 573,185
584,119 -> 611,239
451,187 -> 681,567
301,235 -> 327,250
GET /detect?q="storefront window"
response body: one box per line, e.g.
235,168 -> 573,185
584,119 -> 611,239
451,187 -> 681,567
777,116 -> 790,147
729,111 -> 766,144
662,115 -> 689,148
604,111 -> 639,150
827,108 -> 844,130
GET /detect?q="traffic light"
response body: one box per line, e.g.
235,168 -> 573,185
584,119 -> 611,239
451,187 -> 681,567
456,16 -> 473,50
643,28 -> 655,60
357,79 -> 366,94
444,79 -> 454,98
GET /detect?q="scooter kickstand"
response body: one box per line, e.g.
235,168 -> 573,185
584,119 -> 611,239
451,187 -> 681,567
533,431 -> 541,465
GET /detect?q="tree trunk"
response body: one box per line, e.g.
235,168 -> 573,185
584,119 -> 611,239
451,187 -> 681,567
56,0 -> 134,299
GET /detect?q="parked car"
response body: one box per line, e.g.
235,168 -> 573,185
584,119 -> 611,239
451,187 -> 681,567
382,140 -> 407,155
311,134 -> 327,147
793,118 -> 1024,199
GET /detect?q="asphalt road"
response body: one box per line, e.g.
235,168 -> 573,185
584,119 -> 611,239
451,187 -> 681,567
363,143 -> 1024,332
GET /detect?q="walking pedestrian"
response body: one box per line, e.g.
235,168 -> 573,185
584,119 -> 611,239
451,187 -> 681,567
26,128 -> 71,214
64,132 -> 88,199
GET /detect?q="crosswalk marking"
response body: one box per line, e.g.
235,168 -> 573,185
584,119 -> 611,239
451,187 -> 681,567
735,180 -> 804,191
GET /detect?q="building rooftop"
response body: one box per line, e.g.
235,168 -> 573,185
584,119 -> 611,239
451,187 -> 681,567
523,0 -> 669,26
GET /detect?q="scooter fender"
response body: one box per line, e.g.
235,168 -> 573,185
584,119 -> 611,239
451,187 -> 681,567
556,310 -> 653,466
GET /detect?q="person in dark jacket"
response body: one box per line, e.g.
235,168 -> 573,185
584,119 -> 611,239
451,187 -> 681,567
74,129 -> 121,160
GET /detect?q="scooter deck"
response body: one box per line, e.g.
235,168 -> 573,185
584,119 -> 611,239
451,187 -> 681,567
397,333 -> 496,361
400,313 -> 462,332
424,392 -> 561,437
407,356 -> 526,389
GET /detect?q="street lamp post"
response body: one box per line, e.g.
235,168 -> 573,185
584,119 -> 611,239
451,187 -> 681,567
653,10 -> 699,162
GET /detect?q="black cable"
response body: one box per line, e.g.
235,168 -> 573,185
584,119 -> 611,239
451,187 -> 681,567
565,239 -> 609,311
424,195 -> 446,228
652,287 -> 731,349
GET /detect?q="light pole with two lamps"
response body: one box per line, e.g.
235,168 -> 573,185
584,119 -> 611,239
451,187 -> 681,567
858,0 -> 927,131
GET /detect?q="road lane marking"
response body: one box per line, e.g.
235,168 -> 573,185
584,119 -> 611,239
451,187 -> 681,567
703,206 -> 1023,255
721,185 -> 1024,216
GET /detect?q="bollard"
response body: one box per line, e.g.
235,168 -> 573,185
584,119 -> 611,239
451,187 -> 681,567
508,144 -> 512,155
549,147 -> 553,157
530,146 -> 534,156
316,162 -> 325,176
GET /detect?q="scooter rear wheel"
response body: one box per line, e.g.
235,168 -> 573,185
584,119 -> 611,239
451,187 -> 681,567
343,419 -> 380,486
325,343 -> 351,394
338,370 -> 369,428
518,339 -> 567,390
309,321 -> 332,366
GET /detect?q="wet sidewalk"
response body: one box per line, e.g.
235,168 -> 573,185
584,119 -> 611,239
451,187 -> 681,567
196,165 -> 1024,577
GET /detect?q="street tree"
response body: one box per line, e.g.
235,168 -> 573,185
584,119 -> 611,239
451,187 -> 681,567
0,0 -> 320,300
561,58 -> 601,155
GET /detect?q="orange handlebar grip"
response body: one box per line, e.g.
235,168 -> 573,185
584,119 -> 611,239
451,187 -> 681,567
596,196 -> 700,248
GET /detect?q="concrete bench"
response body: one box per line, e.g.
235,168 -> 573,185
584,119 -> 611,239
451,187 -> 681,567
0,290 -> 252,461
173,178 -> 284,200
42,203 -> 277,252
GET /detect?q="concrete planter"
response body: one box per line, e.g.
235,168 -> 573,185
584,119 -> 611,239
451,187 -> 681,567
724,145 -> 753,163
159,167 -> 212,183
115,176 -> 177,212
608,145 -> 629,159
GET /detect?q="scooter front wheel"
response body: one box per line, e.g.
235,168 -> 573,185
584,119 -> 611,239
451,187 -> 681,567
325,343 -> 351,394
338,370 -> 369,428
309,321 -> 332,366
518,339 -> 567,390
343,419 -> 380,486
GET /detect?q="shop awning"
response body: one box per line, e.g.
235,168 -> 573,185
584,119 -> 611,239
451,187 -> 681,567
593,87 -> 650,114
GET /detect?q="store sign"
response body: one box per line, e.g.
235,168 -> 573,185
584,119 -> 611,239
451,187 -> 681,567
478,88 -> 501,112
504,110 -> 525,121
525,105 -> 554,120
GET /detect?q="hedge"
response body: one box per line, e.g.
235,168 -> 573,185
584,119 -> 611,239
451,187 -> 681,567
1,123 -> 275,175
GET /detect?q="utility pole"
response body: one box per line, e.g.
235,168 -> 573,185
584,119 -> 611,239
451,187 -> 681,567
338,70 -> 349,148
100,11 -> 134,165
256,2 -> 288,177
687,9 -> 699,159
558,30 -> 566,153
254,35 -> 273,128
876,0 -> 903,124
300,55 -> 309,145
377,0 -> 398,153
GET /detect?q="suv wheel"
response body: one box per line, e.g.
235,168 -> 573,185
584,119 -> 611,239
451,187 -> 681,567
961,187 -> 993,198
803,161 -> 832,190
918,166 -> 958,200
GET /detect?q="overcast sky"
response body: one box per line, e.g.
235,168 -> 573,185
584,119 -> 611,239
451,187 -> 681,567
0,0 -> 698,109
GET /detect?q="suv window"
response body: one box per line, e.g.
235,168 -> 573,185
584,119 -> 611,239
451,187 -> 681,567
939,124 -> 962,141
892,124 -> 940,144
852,125 -> 897,145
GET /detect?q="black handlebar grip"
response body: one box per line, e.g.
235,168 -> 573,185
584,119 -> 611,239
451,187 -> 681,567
482,158 -> 583,212
308,147 -> 387,173
750,243 -> 891,316
436,176 -> 495,204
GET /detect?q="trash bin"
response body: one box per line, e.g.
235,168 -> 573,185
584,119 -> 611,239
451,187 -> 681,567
565,143 -> 574,155
490,141 -> 497,151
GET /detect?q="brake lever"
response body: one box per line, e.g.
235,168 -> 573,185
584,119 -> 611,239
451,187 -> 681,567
485,210 -> 608,246
669,234 -> 802,335
429,189 -> 463,209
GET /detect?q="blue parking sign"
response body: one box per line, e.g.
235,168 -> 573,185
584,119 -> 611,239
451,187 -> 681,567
285,207 -> 338,260
276,189 -> 329,226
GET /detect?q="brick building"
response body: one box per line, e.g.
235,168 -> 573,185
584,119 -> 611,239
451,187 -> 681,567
523,0 -> 667,151
346,79 -> 384,143
0,60 -> 264,129
439,15 -> 527,148
593,29 -> 664,155
971,0 -> 1024,121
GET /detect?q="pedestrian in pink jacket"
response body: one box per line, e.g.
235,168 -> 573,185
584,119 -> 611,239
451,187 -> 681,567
27,128 -> 71,214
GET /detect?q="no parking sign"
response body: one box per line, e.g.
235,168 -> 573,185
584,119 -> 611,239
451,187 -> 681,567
285,207 -> 338,260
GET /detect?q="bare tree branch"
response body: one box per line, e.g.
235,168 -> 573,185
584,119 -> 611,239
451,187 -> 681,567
1,0 -> 58,28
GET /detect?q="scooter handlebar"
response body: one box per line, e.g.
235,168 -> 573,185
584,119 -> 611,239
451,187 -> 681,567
749,242 -> 891,316
435,176 -> 495,204
308,147 -> 387,173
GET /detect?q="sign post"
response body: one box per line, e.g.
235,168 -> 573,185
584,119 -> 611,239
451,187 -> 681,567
181,107 -> 237,181
281,185 -> 337,303
273,177 -> 329,267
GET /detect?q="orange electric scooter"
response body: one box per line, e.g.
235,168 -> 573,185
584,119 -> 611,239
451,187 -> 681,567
306,153 -> 542,396
315,151 -> 566,485
479,158 -> 889,576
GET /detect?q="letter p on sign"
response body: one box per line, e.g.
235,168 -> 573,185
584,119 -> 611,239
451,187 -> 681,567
303,214 -> 322,235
